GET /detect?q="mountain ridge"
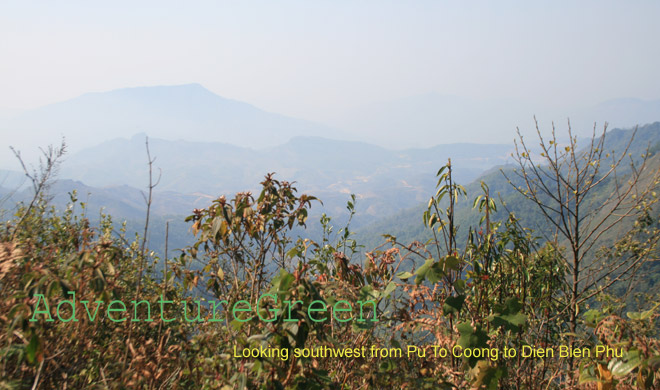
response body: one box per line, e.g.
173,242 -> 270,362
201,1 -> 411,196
0,84 -> 339,166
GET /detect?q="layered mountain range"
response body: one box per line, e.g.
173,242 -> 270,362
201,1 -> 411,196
1,84 -> 659,252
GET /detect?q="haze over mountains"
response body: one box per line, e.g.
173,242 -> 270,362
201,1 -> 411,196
328,93 -> 660,148
3,84 -> 660,164
0,84 -> 338,166
51,134 -> 511,222
355,122 -> 660,250
0,83 -> 510,227
1,83 -> 659,235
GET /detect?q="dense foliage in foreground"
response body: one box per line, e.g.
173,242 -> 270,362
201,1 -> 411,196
1,130 -> 659,389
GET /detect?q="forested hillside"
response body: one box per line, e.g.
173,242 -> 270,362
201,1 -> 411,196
0,123 -> 658,389
356,122 -> 660,254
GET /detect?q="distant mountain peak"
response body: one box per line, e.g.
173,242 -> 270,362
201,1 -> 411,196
0,83 -> 336,160
78,83 -> 226,103
130,132 -> 149,141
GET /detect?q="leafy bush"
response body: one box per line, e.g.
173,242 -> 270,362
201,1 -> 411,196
1,156 -> 658,388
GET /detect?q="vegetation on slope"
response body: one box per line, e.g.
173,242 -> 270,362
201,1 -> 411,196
0,124 -> 659,389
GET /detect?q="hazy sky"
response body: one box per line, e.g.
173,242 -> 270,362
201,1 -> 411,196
1,0 -> 659,123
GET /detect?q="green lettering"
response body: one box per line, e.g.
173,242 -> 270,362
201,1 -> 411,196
81,300 -> 103,321
256,294 -> 278,322
158,295 -> 175,323
183,300 -> 203,322
308,300 -> 328,322
131,299 -> 153,322
57,291 -> 78,322
107,300 -> 127,322
283,299 -> 303,322
232,300 -> 252,322
357,300 -> 378,322
333,300 -> 353,323
29,294 -> 54,322
208,300 -> 228,322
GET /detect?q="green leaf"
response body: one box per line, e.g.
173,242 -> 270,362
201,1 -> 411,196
471,360 -> 503,390
584,309 -> 605,326
271,269 -> 294,294
396,271 -> 414,280
211,217 -> 223,237
359,285 -> 378,301
382,281 -> 396,298
457,322 -> 488,367
609,350 -> 642,377
443,255 -> 460,271
414,258 -> 434,285
286,247 -> 300,259
454,279 -> 466,293
578,366 -> 598,384
428,214 -> 438,227
472,195 -> 483,209
26,334 -> 40,364
414,258 -> 444,285
443,295 -> 465,315
230,319 -> 244,332
626,302 -> 659,321
379,359 -> 395,372
488,298 -> 527,332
